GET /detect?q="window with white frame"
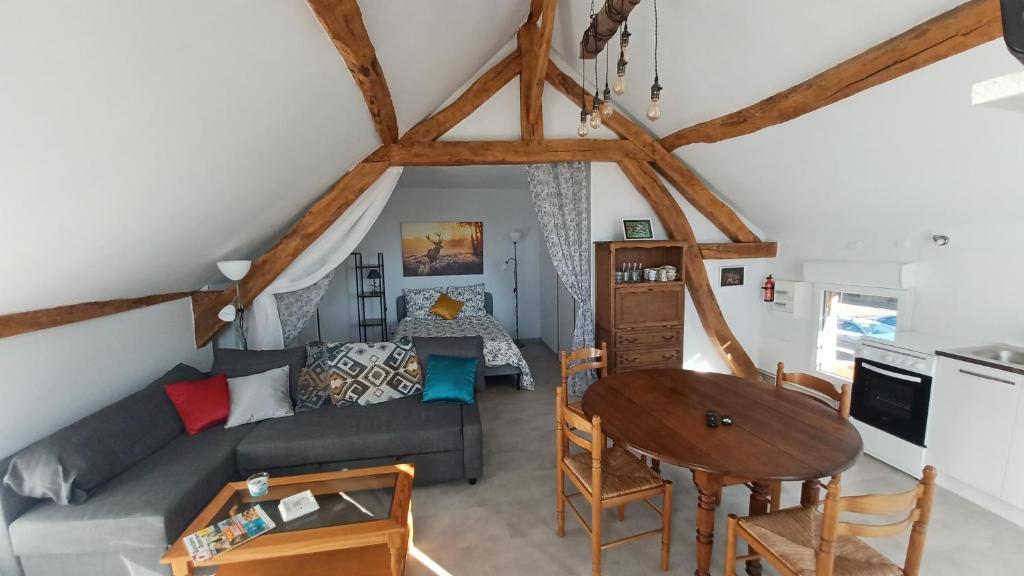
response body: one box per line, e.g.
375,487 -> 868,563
815,285 -> 907,380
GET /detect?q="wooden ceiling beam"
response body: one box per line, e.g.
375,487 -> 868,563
308,0 -> 400,145
618,159 -> 760,380
0,293 -> 192,340
699,242 -> 778,260
660,0 -> 1003,150
580,0 -> 643,59
545,60 -> 760,243
402,50 -> 522,143
193,160 -> 390,346
382,139 -> 650,166
519,0 -> 557,141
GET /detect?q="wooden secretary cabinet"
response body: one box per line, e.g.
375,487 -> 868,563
594,241 -> 686,373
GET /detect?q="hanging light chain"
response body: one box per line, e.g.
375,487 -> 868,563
647,0 -> 663,120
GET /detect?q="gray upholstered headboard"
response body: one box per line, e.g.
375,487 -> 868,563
396,292 -> 494,321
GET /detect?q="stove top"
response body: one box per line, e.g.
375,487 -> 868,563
861,331 -> 976,357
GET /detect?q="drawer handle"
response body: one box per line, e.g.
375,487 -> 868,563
661,335 -> 675,341
624,356 -> 637,362
623,337 -> 638,343
959,369 -> 1015,386
662,353 -> 676,360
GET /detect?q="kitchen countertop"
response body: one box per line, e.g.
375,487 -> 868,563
936,344 -> 1024,377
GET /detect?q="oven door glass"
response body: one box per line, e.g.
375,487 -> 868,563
851,359 -> 932,447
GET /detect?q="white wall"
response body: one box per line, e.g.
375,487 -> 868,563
0,299 -> 211,458
757,232 -> 1024,377
306,181 -> 542,342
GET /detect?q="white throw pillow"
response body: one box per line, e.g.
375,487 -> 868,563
225,366 -> 294,428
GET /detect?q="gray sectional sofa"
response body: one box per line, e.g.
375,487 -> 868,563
0,336 -> 484,576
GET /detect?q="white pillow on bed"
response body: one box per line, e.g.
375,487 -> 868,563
404,287 -> 442,319
445,283 -> 487,317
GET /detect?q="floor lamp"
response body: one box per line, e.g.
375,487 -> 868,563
216,260 -> 252,349
503,231 -> 523,348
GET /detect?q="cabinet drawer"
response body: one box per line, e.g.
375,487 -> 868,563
615,285 -> 683,329
617,348 -> 682,369
616,329 -> 682,350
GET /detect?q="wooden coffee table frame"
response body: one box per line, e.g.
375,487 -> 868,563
161,464 -> 414,576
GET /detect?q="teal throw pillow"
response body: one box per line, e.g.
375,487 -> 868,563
422,355 -> 477,405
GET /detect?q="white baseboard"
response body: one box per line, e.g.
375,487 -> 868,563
937,474 -> 1024,528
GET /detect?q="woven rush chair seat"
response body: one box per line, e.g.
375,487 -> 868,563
567,400 -> 584,417
739,507 -> 901,576
564,445 -> 664,499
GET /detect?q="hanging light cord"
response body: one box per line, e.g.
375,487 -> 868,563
653,0 -> 659,80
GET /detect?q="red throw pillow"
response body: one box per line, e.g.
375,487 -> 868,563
164,375 -> 230,435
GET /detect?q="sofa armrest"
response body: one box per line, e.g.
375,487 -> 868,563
460,404 -> 483,482
1,455 -> 35,576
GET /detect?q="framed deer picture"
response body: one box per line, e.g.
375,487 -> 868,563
401,221 -> 484,276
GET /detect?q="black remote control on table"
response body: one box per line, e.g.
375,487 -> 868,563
706,410 -> 719,428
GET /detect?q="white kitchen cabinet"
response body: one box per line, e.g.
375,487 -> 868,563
929,358 -> 1021,498
1004,378 -> 1024,508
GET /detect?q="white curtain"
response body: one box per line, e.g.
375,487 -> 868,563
244,167 -> 403,350
527,162 -> 595,396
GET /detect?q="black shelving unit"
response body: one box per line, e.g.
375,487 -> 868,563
353,252 -> 388,342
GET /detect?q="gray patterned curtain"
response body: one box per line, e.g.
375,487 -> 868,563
527,162 -> 595,396
274,272 -> 334,346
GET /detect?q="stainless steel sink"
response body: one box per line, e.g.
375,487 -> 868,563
955,345 -> 1024,366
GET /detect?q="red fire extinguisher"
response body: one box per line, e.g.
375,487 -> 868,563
762,274 -> 776,302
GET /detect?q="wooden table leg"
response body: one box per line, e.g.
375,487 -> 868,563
800,479 -> 821,508
693,471 -> 722,576
745,481 -> 770,576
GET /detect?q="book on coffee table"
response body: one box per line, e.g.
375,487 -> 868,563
184,505 -> 276,562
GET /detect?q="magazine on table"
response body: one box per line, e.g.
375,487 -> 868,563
184,505 -> 276,562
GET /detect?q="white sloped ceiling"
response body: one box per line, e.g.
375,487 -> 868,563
2,0 -> 1019,315
0,0 -> 524,314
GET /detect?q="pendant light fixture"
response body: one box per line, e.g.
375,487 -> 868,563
646,0 -> 663,121
589,46 -> 603,130
613,18 -> 629,95
577,27 -> 590,138
600,48 -> 614,118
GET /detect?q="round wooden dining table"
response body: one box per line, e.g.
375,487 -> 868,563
581,368 -> 862,576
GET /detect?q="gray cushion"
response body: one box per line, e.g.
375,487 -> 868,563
236,395 -> 464,474
225,366 -> 294,428
3,363 -> 205,505
413,336 -> 486,391
9,424 -> 251,556
212,346 -> 306,404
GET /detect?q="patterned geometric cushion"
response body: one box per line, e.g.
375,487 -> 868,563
294,367 -> 331,412
303,337 -> 423,407
445,283 -> 486,317
403,287 -> 442,319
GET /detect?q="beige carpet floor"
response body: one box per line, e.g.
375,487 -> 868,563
403,343 -> 1024,575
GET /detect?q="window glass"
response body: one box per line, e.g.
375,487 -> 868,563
816,290 -> 899,379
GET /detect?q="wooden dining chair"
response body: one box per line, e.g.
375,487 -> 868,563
559,343 -> 609,417
724,466 -> 937,576
555,384 -> 672,576
771,362 -> 852,510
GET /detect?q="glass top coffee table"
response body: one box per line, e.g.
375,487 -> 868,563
162,464 -> 414,576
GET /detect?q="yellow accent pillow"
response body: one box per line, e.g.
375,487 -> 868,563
430,293 -> 464,320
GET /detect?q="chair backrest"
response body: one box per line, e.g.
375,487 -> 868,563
816,466 -> 937,576
776,362 -> 851,418
555,385 -> 604,503
560,343 -> 609,394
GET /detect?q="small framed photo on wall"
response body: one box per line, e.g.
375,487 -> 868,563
622,218 -> 654,240
719,266 -> 746,287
